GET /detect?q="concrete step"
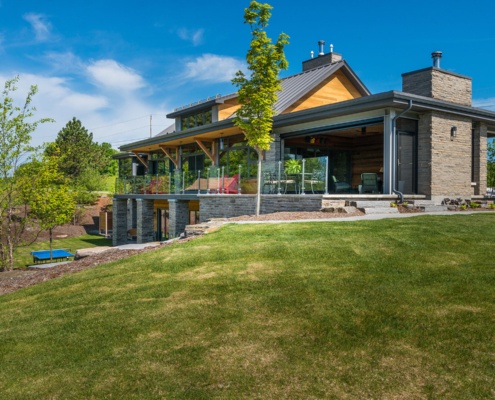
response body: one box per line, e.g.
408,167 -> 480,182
359,207 -> 399,214
349,200 -> 393,208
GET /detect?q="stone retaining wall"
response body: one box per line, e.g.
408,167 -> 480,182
198,195 -> 323,222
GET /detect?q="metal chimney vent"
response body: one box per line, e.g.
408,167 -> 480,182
432,51 -> 442,68
318,40 -> 325,56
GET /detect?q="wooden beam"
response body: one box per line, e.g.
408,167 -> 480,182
194,139 -> 216,165
159,145 -> 179,168
132,152 -> 148,169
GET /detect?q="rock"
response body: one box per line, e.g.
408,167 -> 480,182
75,246 -> 112,259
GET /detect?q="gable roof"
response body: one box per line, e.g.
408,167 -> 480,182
274,60 -> 370,114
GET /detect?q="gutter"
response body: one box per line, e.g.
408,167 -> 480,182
391,99 -> 413,203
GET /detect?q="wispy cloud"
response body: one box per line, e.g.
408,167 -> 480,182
86,59 -> 146,92
183,54 -> 246,83
177,28 -> 204,46
23,13 -> 52,42
473,98 -> 495,112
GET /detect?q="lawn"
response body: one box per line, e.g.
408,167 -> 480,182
14,234 -> 112,268
1,214 -> 495,399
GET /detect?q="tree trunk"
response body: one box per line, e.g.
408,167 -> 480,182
256,154 -> 262,216
49,228 -> 53,262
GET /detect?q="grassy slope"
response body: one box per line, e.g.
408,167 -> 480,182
1,214 -> 495,399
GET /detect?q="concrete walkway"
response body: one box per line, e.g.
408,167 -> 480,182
229,210 -> 493,224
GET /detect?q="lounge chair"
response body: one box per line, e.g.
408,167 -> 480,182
359,173 -> 379,193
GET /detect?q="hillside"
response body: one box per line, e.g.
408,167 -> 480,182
1,215 -> 495,399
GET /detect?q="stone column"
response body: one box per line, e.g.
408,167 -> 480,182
136,199 -> 155,243
169,199 -> 189,238
472,122 -> 487,195
129,199 -> 137,230
112,198 -> 129,246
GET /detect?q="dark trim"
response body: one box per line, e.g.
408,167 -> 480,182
280,117 -> 384,139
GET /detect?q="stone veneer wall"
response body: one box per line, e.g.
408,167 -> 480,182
169,199 -> 190,238
419,112 -> 473,202
402,68 -> 472,106
136,199 -> 155,243
472,123 -> 487,195
112,198 -> 129,246
199,195 -> 322,222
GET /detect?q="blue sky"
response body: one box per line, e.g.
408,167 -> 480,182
1,0 -> 495,149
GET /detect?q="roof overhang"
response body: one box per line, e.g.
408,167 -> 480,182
274,90 -> 495,128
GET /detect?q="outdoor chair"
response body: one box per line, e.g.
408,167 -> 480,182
279,172 -> 297,194
262,171 -> 278,194
305,171 -> 325,194
359,173 -> 379,194
332,176 -> 351,193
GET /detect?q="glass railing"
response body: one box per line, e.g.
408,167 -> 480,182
115,156 -> 329,195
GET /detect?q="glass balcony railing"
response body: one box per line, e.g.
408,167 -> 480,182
114,156 -> 329,196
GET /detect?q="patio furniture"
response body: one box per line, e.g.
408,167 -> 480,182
359,173 -> 379,193
262,171 -> 278,194
305,171 -> 325,194
30,249 -> 74,264
280,172 -> 297,194
332,176 -> 351,193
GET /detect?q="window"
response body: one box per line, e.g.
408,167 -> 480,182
180,110 -> 212,131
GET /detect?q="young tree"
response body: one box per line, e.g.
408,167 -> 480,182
23,157 -> 75,261
232,1 -> 289,215
0,76 -> 53,271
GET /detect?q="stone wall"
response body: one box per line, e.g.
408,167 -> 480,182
402,68 -> 472,106
427,112 -> 473,201
169,199 -> 190,238
199,195 -> 322,221
112,198 -> 128,246
136,199 -> 155,243
472,123 -> 487,195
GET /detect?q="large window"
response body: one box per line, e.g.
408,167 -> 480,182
219,137 -> 258,178
180,110 -> 212,131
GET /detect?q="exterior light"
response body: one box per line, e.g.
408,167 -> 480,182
451,126 -> 457,139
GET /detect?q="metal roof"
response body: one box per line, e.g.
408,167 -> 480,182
274,60 -> 370,114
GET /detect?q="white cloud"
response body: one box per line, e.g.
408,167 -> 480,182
473,98 -> 495,112
23,13 -> 52,42
183,54 -> 246,83
86,59 -> 146,92
177,28 -> 204,46
0,72 -> 173,150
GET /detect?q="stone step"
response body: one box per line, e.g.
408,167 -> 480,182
419,205 -> 448,212
321,206 -> 357,214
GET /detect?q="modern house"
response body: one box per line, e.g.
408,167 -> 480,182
113,41 -> 495,245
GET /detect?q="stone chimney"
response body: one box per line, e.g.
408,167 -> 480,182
302,40 -> 343,72
402,51 -> 472,106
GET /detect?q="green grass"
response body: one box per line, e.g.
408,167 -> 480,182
14,234 -> 112,268
1,214 -> 495,399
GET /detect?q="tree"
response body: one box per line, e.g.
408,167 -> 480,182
46,117 -> 96,179
232,1 -> 289,215
25,157 -> 75,261
487,140 -> 495,189
0,76 -> 53,271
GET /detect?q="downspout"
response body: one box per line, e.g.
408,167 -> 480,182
391,100 -> 413,203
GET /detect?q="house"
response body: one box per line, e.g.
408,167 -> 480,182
112,41 -> 495,245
